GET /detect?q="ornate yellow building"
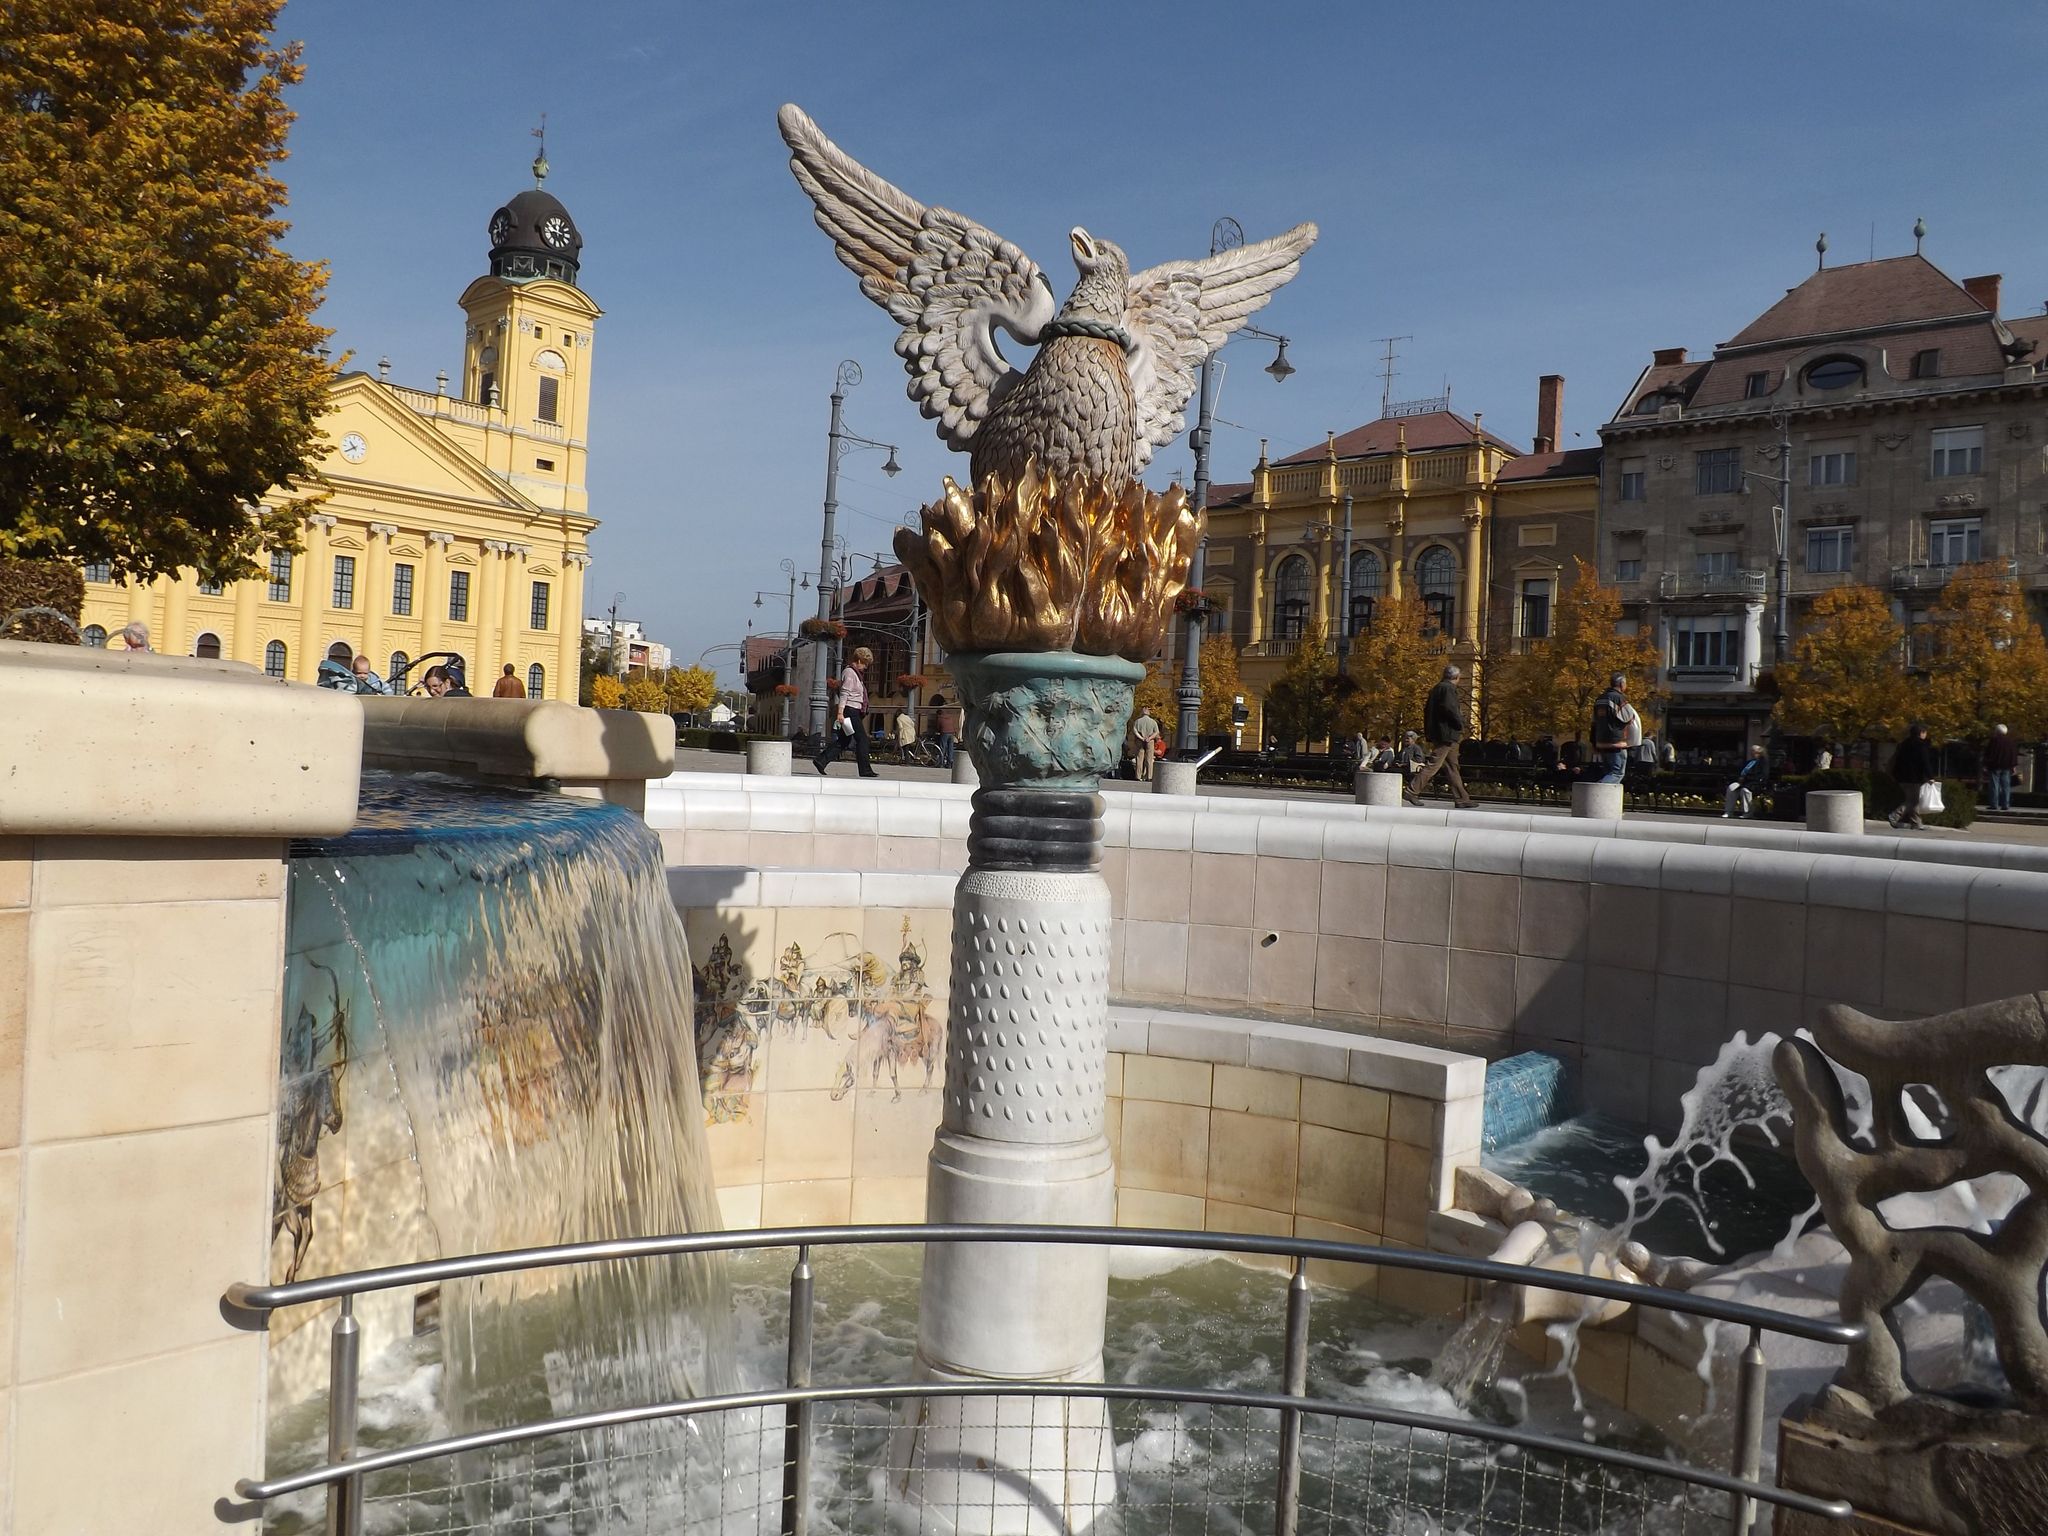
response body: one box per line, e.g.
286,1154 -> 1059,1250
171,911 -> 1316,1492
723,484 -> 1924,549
79,170 -> 599,698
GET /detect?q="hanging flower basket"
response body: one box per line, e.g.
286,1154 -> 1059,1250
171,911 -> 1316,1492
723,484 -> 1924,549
1173,588 -> 1213,617
799,617 -> 846,641
772,683 -> 800,697
896,673 -> 930,692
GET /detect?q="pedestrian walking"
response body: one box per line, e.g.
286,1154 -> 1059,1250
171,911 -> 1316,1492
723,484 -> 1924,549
1131,707 -> 1161,782
1887,721 -> 1940,830
1722,745 -> 1770,818
893,708 -> 918,760
1407,665 -> 1477,809
491,662 -> 525,698
1984,724 -> 2018,813
1589,673 -> 1637,785
932,693 -> 958,768
813,647 -> 879,777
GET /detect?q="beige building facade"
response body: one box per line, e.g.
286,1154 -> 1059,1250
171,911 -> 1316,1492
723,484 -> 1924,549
79,177 -> 600,699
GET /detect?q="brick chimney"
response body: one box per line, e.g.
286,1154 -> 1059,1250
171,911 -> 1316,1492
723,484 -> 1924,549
1963,273 -> 2002,314
1651,346 -> 1688,366
1533,374 -> 1564,454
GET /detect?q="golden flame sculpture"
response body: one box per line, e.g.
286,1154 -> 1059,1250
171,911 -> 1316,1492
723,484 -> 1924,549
892,460 -> 1201,661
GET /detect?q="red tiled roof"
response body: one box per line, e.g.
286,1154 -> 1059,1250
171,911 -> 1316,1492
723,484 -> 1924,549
1686,322 -> 2011,409
1496,446 -> 1601,482
743,634 -> 787,669
1204,480 -> 1254,507
1273,410 -> 1519,464
1723,255 -> 1986,349
2006,314 -> 2048,356
1618,361 -> 1711,417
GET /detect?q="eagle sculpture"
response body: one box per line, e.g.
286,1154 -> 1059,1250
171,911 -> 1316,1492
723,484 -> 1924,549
779,104 -> 1317,494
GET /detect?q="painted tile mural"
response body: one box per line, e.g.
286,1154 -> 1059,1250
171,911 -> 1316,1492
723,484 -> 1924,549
692,910 -> 946,1123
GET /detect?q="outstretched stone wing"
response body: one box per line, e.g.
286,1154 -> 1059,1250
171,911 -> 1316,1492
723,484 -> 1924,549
779,104 -> 1056,453
1123,223 -> 1318,470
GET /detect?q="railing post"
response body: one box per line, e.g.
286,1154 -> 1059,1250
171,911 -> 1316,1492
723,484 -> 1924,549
1730,1324 -> 1767,1536
327,1295 -> 363,1536
782,1246 -> 816,1536
1273,1257 -> 1312,1536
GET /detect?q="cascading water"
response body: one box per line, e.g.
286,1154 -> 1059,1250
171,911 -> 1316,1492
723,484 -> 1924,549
275,772 -> 733,1528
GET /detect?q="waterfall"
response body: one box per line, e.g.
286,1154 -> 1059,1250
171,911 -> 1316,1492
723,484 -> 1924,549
280,772 -> 733,1526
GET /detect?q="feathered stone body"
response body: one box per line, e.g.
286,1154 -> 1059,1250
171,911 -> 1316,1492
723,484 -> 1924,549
970,335 -> 1135,493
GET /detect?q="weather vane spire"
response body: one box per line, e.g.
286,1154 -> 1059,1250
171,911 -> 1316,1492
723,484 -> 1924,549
531,113 -> 549,188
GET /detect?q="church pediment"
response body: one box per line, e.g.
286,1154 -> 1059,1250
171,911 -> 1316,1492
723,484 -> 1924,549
529,563 -> 559,577
317,374 -> 541,514
330,535 -> 365,551
391,545 -> 423,558
447,552 -> 478,567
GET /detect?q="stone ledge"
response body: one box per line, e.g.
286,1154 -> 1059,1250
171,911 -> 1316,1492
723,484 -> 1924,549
0,640 -> 361,836
361,698 -> 674,808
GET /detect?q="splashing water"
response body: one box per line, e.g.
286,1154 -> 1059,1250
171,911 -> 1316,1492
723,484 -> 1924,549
275,773 -> 735,1529
1427,1310 -> 1517,1401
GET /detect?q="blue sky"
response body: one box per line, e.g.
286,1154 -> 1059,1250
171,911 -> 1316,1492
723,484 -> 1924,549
275,1 -> 2048,672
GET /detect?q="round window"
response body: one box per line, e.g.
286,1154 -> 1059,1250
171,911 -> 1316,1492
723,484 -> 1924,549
1805,357 -> 1864,391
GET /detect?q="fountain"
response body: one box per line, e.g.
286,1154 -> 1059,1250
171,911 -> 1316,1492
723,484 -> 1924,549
271,771 -> 732,1526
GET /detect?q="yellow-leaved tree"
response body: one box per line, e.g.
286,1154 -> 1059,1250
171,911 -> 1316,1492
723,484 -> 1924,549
1918,562 -> 2048,742
664,665 -> 718,716
1485,560 -> 1659,743
1774,584 -> 1910,752
1264,619 -> 1339,748
0,0 -> 336,581
588,675 -> 624,710
1197,632 -> 1245,736
1133,660 -> 1177,731
1337,594 -> 1444,742
622,676 -> 669,714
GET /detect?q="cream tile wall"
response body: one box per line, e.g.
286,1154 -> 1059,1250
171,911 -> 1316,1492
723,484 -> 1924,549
0,836 -> 284,1536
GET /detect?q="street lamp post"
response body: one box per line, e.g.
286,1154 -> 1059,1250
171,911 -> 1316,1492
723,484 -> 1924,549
810,360 -> 901,740
1743,409 -> 1795,668
1175,218 -> 1299,757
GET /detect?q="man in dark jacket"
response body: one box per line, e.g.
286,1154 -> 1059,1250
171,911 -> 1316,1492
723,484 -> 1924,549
1888,722 -> 1939,830
1589,673 -> 1636,785
1984,723 -> 2019,812
1407,664 -> 1477,808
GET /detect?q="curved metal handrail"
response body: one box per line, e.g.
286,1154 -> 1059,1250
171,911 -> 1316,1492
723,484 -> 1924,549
223,1220 -> 1865,1345
233,1376 -> 1854,1519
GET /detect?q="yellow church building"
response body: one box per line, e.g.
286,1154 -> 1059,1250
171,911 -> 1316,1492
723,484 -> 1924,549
79,166 -> 599,699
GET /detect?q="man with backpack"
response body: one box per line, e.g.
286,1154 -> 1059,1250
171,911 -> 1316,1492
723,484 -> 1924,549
1589,673 -> 1639,785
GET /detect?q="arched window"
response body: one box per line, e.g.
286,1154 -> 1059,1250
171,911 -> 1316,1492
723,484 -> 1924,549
1348,550 -> 1383,636
264,640 -> 287,678
194,631 -> 222,660
1804,356 -> 1864,392
82,624 -> 107,648
526,663 -> 545,699
1272,554 -> 1311,641
1415,545 -> 1458,635
326,639 -> 354,664
388,651 -> 409,687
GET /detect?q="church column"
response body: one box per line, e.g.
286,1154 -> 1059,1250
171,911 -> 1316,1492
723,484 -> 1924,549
162,573 -> 190,657
231,566 -> 259,666
363,522 -> 396,671
1461,503 -> 1485,649
1312,532 -> 1332,633
479,539 -> 510,680
1249,522 -> 1269,644
423,531 -> 452,656
558,552 -> 588,701
298,514 -> 335,681
501,543 -> 530,689
1387,512 -> 1406,600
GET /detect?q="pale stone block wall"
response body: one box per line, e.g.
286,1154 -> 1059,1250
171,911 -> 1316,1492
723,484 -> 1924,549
0,836 -> 287,1536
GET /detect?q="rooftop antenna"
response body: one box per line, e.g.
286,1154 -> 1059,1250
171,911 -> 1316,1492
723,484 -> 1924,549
1816,231 -> 1828,271
1372,335 -> 1411,419
531,113 -> 549,187
1914,216 -> 1927,256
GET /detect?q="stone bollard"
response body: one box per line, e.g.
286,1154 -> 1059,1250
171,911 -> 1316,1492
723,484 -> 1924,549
950,754 -> 979,786
1571,780 -> 1624,820
744,738 -> 792,776
1354,770 -> 1403,807
1153,760 -> 1198,796
1805,789 -> 1865,835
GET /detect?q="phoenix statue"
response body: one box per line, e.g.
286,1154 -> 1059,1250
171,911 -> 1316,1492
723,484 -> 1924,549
779,104 -> 1317,494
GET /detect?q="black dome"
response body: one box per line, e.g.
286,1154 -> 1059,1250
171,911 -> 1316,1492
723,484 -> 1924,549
486,188 -> 582,285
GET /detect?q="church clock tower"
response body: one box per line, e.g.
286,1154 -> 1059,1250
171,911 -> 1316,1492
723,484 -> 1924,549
456,141 -> 602,518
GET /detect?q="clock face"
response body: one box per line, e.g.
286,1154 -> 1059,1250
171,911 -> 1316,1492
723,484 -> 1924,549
340,432 -> 367,464
540,214 -> 572,250
488,210 -> 512,246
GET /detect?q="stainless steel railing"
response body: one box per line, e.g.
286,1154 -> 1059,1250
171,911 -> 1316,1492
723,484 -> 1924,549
224,1222 -> 1865,1536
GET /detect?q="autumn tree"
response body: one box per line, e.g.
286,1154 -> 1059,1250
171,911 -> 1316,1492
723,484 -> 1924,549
1197,632 -> 1245,736
664,664 -> 718,716
0,0 -> 335,581
623,676 -> 669,714
588,674 -> 624,710
1264,619 -> 1339,747
1918,562 -> 2048,743
1133,659 -> 1177,731
1774,584 -> 1910,753
1485,560 -> 1660,744
1337,594 -> 1443,742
